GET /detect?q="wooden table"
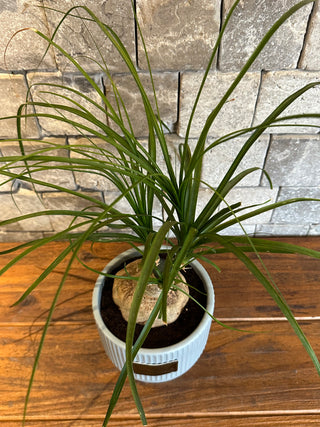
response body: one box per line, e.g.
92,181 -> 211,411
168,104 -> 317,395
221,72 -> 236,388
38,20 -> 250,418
1,238 -> 320,426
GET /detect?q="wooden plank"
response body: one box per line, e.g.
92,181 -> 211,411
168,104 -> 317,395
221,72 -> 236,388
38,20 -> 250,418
0,241 -> 131,323
1,322 -> 320,419
205,236 -> 320,319
1,238 -> 320,324
0,238 -> 320,323
2,414 -> 320,426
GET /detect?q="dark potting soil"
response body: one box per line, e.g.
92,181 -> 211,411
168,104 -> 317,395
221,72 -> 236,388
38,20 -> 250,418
100,256 -> 208,349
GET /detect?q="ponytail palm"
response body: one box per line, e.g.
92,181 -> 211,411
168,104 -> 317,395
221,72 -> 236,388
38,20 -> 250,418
1,1 -> 320,425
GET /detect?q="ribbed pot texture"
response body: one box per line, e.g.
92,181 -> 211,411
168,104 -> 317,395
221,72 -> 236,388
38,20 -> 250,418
92,247 -> 215,383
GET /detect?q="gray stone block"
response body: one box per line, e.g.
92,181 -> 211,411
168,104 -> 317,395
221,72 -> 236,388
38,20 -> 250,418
0,138 -> 76,192
42,190 -> 104,232
221,187 -> 278,225
136,0 -> 221,71
0,143 -> 20,192
255,223 -> 309,237
0,74 -> 39,138
154,134 -> 180,178
199,134 -> 269,188
194,188 -> 258,235
170,133 -> 269,188
69,137 -> 118,191
300,1 -> 320,70
0,178 -> 19,193
194,188 -> 219,219
178,71 -> 260,138
263,135 -> 320,187
195,187 -> 278,232
1,188 -> 53,231
138,134 -> 180,179
27,72 -> 106,136
43,0 -> 135,73
272,187 -> 320,224
103,190 -> 133,215
0,231 -> 44,242
104,72 -> 178,137
104,190 -> 163,231
220,0 -> 312,72
309,224 -> 320,235
0,0 -> 56,71
218,224 -> 256,236
71,134 -> 179,192
0,175 -> 18,193
253,71 -> 320,134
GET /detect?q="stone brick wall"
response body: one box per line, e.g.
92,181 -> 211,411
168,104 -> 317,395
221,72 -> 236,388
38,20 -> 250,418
0,0 -> 319,241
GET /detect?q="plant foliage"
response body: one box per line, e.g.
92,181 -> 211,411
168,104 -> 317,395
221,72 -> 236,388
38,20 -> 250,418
0,1 -> 320,425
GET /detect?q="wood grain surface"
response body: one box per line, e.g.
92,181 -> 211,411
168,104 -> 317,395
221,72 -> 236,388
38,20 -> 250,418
1,238 -> 320,426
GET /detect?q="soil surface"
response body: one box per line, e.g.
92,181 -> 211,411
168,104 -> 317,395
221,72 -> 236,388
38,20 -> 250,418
100,256 -> 208,349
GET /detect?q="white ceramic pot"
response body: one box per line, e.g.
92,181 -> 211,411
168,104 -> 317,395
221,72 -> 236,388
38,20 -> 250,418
92,247 -> 215,383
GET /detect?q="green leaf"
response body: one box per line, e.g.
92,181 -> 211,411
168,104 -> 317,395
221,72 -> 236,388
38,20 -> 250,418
125,221 -> 175,424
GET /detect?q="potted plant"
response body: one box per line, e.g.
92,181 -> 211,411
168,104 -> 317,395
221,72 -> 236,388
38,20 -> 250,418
92,244 -> 215,383
1,0 -> 320,425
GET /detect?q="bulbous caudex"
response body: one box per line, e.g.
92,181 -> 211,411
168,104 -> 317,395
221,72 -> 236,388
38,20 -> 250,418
112,258 -> 189,327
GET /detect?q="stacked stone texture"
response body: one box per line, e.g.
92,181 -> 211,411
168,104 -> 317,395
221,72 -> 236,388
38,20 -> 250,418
0,0 -> 319,241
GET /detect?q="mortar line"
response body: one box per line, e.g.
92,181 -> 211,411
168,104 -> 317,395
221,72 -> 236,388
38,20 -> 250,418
297,1 -> 316,69
133,0 -> 139,70
259,133 -> 272,187
250,69 -> 264,130
216,0 -> 225,71
39,0 -> 59,70
174,72 -> 181,135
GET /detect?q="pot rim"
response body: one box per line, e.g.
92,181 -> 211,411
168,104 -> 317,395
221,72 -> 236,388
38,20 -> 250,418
92,246 -> 215,355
